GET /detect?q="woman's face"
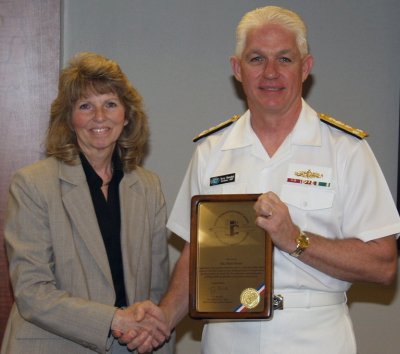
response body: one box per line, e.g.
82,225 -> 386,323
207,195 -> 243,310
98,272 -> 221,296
72,91 -> 126,159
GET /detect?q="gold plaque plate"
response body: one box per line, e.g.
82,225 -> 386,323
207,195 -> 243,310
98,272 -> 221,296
189,194 -> 273,319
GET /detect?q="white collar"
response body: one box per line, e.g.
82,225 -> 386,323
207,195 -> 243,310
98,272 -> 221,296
221,99 -> 322,151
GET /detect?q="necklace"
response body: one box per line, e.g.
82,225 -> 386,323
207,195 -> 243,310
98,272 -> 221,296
101,165 -> 114,187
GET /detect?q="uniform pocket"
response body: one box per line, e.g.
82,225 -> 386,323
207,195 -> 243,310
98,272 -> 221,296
281,184 -> 334,211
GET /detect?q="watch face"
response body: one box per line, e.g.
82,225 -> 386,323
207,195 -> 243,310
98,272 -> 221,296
299,238 -> 309,248
298,232 -> 310,248
290,231 -> 310,258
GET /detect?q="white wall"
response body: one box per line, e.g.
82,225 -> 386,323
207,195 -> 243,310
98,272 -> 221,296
62,1 -> 400,353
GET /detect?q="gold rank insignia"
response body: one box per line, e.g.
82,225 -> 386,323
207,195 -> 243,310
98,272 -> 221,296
193,115 -> 241,142
295,169 -> 323,179
318,113 -> 369,139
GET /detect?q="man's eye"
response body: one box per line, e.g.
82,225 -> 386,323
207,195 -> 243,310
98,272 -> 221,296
279,57 -> 292,63
250,56 -> 264,63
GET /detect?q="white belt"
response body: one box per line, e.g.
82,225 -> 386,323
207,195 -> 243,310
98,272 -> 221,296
273,291 -> 346,310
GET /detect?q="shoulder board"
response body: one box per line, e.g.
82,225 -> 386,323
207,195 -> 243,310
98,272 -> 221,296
193,115 -> 241,142
318,113 -> 368,139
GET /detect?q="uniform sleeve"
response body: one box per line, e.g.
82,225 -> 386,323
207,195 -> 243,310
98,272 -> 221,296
167,147 -> 204,242
340,140 -> 400,241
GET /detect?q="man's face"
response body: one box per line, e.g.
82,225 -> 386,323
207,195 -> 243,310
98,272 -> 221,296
231,24 -> 313,117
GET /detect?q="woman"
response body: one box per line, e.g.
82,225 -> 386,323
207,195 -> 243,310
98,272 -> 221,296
1,52 -> 172,354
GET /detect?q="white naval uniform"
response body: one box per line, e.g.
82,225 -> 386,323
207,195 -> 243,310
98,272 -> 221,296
167,100 -> 400,354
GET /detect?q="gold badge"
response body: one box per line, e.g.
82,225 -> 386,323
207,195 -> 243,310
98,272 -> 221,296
240,288 -> 260,309
294,169 -> 323,179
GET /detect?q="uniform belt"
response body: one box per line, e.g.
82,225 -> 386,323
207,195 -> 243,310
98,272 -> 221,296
273,291 -> 346,310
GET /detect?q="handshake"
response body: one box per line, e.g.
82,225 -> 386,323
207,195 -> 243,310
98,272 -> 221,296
111,300 -> 171,353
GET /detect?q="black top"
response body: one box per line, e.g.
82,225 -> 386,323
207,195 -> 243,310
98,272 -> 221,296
80,152 -> 127,308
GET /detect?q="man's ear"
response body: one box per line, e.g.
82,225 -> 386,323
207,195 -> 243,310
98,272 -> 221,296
302,54 -> 314,82
230,56 -> 242,82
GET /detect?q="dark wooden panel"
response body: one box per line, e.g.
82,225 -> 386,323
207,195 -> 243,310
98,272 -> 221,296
0,0 -> 60,345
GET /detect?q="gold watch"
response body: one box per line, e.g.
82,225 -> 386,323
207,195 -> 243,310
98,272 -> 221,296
290,230 -> 310,258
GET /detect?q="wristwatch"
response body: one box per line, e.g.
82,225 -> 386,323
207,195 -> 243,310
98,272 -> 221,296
289,229 -> 310,258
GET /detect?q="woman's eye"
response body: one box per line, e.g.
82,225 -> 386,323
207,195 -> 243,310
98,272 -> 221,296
78,102 -> 91,110
106,101 -> 118,108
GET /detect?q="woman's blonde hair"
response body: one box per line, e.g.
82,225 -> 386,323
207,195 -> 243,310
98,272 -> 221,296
235,6 -> 309,58
46,52 -> 149,172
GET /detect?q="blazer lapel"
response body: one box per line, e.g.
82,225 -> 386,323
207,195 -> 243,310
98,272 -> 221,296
119,171 -> 146,302
58,161 -> 114,287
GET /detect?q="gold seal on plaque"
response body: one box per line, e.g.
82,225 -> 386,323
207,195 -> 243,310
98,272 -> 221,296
240,288 -> 260,309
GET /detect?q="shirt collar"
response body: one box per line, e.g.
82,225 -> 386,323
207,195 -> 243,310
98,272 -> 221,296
221,110 -> 253,151
291,99 -> 322,147
221,99 -> 322,151
79,151 -> 124,189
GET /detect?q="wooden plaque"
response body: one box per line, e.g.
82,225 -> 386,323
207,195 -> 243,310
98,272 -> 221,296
189,194 -> 274,319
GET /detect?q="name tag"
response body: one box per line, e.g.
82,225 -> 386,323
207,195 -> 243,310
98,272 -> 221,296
210,173 -> 236,186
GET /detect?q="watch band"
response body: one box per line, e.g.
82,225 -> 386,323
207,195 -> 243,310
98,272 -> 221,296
289,229 -> 310,258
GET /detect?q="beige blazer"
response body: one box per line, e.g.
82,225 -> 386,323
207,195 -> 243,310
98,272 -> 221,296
1,157 -> 172,354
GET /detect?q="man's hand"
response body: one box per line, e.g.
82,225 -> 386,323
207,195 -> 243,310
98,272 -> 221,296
111,300 -> 170,353
254,191 -> 299,253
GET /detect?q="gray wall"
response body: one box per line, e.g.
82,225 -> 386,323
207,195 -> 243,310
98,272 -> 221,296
63,1 -> 400,353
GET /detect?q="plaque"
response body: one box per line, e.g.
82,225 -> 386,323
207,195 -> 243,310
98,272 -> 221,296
189,194 -> 274,319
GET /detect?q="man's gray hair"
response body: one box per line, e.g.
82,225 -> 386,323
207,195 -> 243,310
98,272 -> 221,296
235,6 -> 309,58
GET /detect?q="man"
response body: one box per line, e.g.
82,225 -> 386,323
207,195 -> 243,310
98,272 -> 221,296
124,5 -> 400,353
